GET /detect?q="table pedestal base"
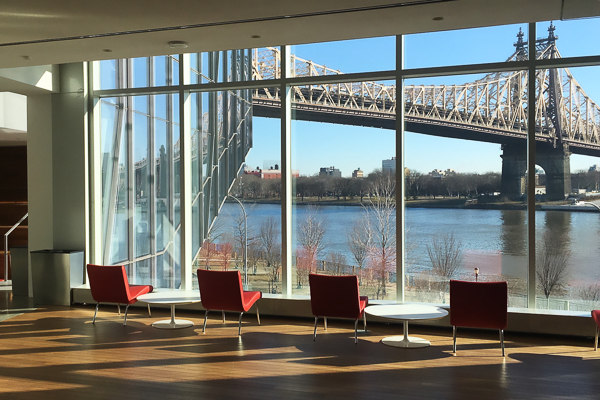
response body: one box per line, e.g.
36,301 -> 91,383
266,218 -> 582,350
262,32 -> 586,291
151,304 -> 194,329
152,319 -> 194,329
381,320 -> 430,348
381,335 -> 430,348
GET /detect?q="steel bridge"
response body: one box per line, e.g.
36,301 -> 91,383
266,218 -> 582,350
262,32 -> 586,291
251,24 -> 600,200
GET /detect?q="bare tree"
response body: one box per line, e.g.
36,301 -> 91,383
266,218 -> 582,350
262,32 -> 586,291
536,235 -> 569,299
427,232 -> 463,290
347,215 -> 372,284
364,175 -> 396,299
200,215 -> 225,269
258,217 -> 281,290
297,206 -> 327,274
579,284 -> 600,303
230,203 -> 255,271
218,241 -> 233,271
326,251 -> 347,275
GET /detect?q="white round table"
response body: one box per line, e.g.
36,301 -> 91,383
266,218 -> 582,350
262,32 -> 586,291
138,290 -> 201,329
365,304 -> 448,348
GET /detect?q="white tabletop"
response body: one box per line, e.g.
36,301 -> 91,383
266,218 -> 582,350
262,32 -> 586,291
137,290 -> 201,305
365,304 -> 448,321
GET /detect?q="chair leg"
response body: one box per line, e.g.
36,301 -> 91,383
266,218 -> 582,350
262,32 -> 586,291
324,317 -> 327,331
118,304 -> 121,315
500,329 -> 505,357
354,319 -> 359,344
238,312 -> 244,336
93,303 -> 99,324
203,310 -> 209,333
148,304 -> 151,317
453,326 -> 457,353
363,313 -> 367,330
123,304 -> 130,326
256,307 -> 260,326
595,326 -> 598,351
222,311 -> 226,323
313,317 -> 318,341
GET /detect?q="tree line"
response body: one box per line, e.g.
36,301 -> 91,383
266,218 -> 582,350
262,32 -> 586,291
237,170 -> 503,201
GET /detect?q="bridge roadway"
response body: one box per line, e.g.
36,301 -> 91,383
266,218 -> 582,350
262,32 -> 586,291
252,94 -> 600,159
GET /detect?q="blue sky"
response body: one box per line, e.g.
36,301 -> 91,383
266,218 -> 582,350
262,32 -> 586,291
246,18 -> 600,177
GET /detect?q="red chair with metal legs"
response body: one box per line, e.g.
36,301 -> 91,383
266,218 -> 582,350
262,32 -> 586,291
86,264 -> 153,326
591,310 -> 600,350
309,273 -> 368,344
450,280 -> 508,356
197,269 -> 262,335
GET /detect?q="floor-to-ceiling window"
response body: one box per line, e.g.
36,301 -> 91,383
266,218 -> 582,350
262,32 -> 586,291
94,51 -> 253,289
91,18 -> 600,312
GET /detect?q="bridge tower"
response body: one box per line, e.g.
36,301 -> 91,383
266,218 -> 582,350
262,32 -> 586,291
500,24 -> 572,201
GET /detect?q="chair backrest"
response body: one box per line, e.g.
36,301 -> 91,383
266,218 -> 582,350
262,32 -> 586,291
309,274 -> 361,320
450,280 -> 508,330
87,264 -> 132,304
197,269 -> 244,312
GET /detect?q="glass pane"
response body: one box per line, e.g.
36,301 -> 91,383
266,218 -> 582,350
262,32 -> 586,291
132,58 -> 149,88
100,98 -> 129,264
98,60 -> 117,90
535,64 -> 600,311
193,86 -> 257,289
291,37 -> 395,75
133,111 -> 150,259
404,72 -> 528,306
96,55 -> 178,90
536,19 -> 600,59
405,24 -> 528,69
291,80 -> 396,298
153,56 -> 168,87
99,94 -> 180,289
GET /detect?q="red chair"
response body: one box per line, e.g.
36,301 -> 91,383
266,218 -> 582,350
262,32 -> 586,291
87,264 -> 153,326
197,269 -> 262,335
592,310 -> 600,350
309,273 -> 368,344
450,280 -> 508,356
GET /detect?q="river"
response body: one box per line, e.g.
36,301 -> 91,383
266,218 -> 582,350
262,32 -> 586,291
219,202 -> 600,287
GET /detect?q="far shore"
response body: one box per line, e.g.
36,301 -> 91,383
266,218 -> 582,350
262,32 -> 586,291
226,196 -> 600,212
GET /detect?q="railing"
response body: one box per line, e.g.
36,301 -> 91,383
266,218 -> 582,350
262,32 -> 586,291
4,213 -> 28,283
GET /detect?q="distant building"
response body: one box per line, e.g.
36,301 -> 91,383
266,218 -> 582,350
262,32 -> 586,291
352,168 -> 364,178
382,157 -> 396,174
429,169 -> 445,178
590,164 -> 600,172
243,165 -> 299,179
319,166 -> 341,177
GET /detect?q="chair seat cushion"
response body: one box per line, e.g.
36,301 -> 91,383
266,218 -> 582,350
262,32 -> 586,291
242,291 -> 262,311
128,284 -> 153,304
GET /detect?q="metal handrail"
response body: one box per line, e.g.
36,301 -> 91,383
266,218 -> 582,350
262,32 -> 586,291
4,213 -> 28,282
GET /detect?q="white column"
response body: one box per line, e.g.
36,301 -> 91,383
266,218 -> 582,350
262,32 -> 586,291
280,45 -> 293,296
180,54 -> 193,290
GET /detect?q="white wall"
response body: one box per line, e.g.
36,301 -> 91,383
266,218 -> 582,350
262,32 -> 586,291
27,63 -> 88,257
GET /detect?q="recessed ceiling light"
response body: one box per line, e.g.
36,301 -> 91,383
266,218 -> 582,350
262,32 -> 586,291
103,49 -> 113,53
432,16 -> 444,21
251,35 -> 261,39
21,55 -> 30,60
168,40 -> 189,49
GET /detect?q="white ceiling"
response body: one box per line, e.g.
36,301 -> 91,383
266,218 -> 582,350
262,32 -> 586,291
0,0 -> 598,70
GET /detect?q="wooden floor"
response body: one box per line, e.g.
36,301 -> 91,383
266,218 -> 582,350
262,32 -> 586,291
0,296 -> 599,399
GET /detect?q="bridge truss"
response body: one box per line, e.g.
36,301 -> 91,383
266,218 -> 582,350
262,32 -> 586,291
252,26 -> 600,155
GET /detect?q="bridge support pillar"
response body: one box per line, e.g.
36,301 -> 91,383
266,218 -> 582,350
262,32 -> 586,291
536,143 -> 571,201
500,144 -> 527,200
500,143 -> 571,202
